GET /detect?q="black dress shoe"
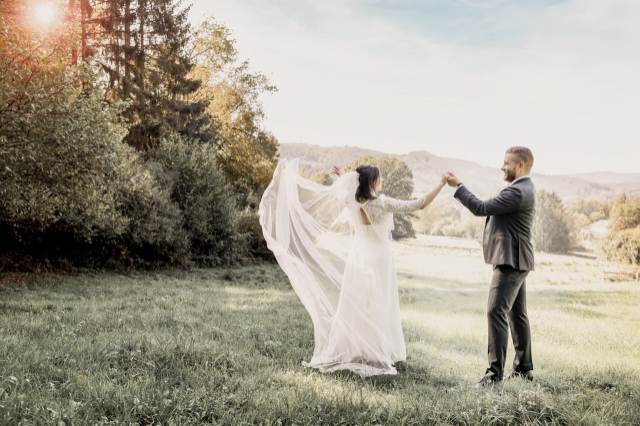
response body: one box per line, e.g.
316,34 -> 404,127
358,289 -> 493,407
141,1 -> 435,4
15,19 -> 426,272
504,369 -> 533,381
474,375 -> 499,388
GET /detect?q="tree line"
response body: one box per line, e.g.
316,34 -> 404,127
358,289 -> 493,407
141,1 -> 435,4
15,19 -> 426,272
414,183 -> 640,265
307,152 -> 640,266
0,0 -> 277,270
2,0 -> 637,270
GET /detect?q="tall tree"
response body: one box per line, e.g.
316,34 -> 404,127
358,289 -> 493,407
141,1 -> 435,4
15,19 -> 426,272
0,1 -> 133,241
90,0 -> 208,150
190,18 -> 278,192
532,190 -> 572,253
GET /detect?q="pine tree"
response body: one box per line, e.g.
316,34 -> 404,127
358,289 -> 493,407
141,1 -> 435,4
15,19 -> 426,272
533,190 -> 572,252
87,0 -> 210,150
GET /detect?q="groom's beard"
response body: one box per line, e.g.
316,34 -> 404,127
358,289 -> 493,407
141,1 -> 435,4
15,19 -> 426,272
504,171 -> 516,182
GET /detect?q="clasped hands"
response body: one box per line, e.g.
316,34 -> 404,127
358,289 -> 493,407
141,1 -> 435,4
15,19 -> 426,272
441,172 -> 460,187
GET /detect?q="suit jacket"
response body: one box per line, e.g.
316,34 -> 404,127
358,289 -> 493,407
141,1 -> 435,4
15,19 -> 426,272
454,177 -> 536,271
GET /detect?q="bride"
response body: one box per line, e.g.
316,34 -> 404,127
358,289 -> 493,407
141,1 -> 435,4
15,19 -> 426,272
259,159 -> 448,376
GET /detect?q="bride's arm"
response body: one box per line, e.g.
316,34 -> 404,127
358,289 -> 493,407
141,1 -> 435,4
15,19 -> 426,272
381,174 -> 448,213
417,174 -> 448,210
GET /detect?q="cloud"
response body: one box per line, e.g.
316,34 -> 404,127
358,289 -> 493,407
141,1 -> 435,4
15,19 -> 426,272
188,0 -> 640,174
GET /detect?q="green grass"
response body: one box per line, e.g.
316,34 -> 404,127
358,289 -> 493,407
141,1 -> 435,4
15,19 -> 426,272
1,236 -> 640,425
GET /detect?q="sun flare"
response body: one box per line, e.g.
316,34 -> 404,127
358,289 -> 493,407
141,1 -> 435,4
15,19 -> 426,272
35,3 -> 56,23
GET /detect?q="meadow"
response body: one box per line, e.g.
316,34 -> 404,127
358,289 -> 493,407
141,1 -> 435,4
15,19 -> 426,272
1,236 -> 640,425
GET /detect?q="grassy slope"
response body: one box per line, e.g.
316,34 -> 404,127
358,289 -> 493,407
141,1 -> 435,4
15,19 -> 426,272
1,237 -> 640,425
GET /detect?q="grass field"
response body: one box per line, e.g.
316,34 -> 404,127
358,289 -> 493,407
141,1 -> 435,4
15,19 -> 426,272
1,236 -> 640,425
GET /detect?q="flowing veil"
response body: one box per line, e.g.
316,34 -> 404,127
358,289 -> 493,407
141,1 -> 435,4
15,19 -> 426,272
260,158 -> 400,375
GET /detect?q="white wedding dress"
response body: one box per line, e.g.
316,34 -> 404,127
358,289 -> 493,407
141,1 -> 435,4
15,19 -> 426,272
259,159 -> 426,376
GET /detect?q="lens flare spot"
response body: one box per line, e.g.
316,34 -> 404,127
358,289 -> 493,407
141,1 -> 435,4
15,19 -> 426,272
36,3 -> 56,23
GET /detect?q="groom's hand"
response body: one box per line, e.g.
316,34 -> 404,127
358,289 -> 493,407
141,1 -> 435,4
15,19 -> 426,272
331,166 -> 343,177
446,172 -> 460,187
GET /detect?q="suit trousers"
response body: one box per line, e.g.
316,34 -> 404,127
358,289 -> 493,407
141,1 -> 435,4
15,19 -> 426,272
485,265 -> 533,380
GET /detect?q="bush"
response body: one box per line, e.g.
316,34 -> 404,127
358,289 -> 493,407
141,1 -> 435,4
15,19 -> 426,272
117,160 -> 189,262
149,135 -> 248,264
415,201 -> 460,235
415,201 -> 484,242
596,229 -> 640,266
237,192 -> 275,262
0,71 -> 132,242
609,197 -> 640,232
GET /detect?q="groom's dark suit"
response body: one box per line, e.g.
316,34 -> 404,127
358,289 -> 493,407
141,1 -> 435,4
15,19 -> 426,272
454,177 -> 536,380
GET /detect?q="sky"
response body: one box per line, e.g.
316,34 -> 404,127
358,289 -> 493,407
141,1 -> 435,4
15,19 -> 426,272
188,0 -> 640,175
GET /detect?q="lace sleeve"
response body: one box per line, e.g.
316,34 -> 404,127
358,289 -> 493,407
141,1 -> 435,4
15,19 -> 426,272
382,195 -> 426,214
360,199 -> 386,224
360,195 -> 426,225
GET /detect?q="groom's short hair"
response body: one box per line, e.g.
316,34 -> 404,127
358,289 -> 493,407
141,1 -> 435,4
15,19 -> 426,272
506,146 -> 534,171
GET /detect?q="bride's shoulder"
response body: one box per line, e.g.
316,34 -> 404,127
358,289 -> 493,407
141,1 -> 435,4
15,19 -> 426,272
359,197 -> 382,211
377,194 -> 396,204
365,195 -> 385,205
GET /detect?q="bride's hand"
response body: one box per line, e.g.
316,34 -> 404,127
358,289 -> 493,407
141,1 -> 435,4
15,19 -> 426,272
331,166 -> 343,177
441,173 -> 450,186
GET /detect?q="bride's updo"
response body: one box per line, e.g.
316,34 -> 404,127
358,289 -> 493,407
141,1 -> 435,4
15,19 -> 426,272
355,165 -> 380,203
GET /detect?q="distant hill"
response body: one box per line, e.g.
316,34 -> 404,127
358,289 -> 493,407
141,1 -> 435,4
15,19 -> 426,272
278,143 -> 640,200
567,172 -> 640,185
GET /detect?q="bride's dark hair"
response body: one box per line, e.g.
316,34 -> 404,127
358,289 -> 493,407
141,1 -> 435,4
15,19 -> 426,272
355,165 -> 380,203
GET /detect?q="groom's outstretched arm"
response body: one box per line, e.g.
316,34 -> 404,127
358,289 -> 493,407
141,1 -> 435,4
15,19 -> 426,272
454,184 -> 524,217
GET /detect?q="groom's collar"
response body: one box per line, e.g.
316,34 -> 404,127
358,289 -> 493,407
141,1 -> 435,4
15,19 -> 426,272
510,176 -> 531,186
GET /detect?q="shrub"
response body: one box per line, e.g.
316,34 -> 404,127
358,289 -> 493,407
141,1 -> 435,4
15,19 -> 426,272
149,135 -> 248,264
596,229 -> 640,266
0,68 -> 132,242
237,192 -> 275,262
609,198 -> 640,232
117,160 -> 189,262
415,201 -> 460,235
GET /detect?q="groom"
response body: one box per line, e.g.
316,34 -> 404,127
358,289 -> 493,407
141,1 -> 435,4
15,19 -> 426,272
446,147 -> 536,387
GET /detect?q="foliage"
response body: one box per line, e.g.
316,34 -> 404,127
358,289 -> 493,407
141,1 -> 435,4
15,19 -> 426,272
414,201 -> 484,242
532,190 -> 572,253
236,193 -> 275,262
117,160 -> 189,261
88,0 -> 209,150
596,229 -> 640,266
190,18 -> 278,192
0,9 -> 132,241
609,194 -> 640,232
415,201 -> 460,234
345,155 -> 416,239
593,194 -> 640,265
310,170 -> 333,186
0,2 -> 280,271
148,135 -> 247,264
566,198 -> 610,223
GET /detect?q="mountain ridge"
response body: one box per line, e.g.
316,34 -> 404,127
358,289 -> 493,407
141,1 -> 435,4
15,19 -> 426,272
278,143 -> 640,200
